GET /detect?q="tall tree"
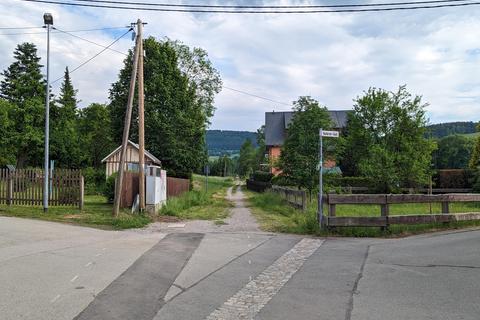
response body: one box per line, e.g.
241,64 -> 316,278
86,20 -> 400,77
238,139 -> 256,177
51,67 -> 82,167
167,39 -> 222,122
0,43 -> 45,167
109,37 -> 213,177
78,103 -> 114,169
0,99 -> 16,166
279,96 -> 333,194
255,125 -> 266,170
342,86 -> 435,192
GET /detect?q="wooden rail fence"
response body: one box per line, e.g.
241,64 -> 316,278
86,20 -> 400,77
271,185 -> 307,211
322,193 -> 480,228
0,168 -> 84,208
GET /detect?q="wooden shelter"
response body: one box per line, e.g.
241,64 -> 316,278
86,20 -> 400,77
102,140 -> 161,177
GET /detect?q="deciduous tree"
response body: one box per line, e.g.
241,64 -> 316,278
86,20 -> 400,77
342,86 -> 435,192
280,96 -> 333,194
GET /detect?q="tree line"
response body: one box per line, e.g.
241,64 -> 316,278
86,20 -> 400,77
0,38 -> 221,188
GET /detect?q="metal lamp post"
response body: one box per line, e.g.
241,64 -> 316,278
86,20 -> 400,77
43,13 -> 53,213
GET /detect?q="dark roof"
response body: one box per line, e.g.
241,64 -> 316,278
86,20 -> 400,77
265,110 -> 350,146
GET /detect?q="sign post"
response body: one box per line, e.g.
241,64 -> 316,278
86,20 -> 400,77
318,129 -> 340,228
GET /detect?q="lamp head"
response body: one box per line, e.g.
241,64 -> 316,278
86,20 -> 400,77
43,13 -> 53,25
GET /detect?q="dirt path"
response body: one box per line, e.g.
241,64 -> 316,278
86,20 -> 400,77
218,185 -> 260,232
142,185 -> 263,234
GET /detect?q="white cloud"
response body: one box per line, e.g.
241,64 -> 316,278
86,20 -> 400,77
1,0 -> 480,131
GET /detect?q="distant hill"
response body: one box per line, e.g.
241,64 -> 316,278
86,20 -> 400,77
426,121 -> 478,138
206,130 -> 257,156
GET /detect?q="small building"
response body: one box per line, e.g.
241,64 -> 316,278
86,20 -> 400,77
264,110 -> 349,175
101,140 -> 162,177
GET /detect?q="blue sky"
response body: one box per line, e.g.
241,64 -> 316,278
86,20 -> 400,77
1,0 -> 480,131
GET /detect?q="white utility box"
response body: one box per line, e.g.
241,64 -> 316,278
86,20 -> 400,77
145,165 -> 167,213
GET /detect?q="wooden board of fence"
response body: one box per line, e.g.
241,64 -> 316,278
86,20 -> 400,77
271,185 -> 307,211
167,177 -> 190,198
322,193 -> 480,228
0,168 -> 83,208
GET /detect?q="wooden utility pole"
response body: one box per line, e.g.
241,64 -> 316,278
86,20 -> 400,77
113,25 -> 141,217
137,19 -> 146,212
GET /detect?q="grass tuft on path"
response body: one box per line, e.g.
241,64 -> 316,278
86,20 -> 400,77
246,191 -> 480,237
0,195 -> 151,230
159,175 -> 234,221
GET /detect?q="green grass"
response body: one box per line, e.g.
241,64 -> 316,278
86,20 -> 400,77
0,195 -> 151,230
159,174 -> 234,220
460,132 -> 480,139
246,191 -> 480,237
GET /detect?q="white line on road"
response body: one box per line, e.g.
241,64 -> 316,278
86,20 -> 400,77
206,238 -> 324,320
70,275 -> 79,282
50,294 -> 61,303
85,262 -> 93,267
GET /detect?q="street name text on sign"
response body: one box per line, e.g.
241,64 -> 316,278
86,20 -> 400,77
320,130 -> 340,138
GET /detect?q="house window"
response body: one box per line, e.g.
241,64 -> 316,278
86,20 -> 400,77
127,163 -> 139,172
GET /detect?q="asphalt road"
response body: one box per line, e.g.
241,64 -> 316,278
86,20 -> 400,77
1,216 -> 479,320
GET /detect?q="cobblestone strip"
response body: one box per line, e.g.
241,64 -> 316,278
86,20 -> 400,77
205,238 -> 323,320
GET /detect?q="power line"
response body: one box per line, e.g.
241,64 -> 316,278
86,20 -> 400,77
0,26 -> 130,36
51,28 -> 132,84
19,0 -> 480,13
42,0 -> 475,9
223,86 -> 291,106
52,27 -> 129,56
0,26 -> 43,30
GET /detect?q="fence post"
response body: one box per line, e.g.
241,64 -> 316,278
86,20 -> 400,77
79,175 -> 84,211
7,172 -> 13,206
381,196 -> 389,230
441,201 -> 449,214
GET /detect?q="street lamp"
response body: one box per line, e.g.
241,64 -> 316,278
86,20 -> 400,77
43,13 -> 53,213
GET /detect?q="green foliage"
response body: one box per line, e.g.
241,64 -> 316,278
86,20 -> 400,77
434,135 -> 474,169
108,37 -> 216,177
167,39 -> 222,122
279,96 -> 333,193
238,139 -> 256,177
82,167 -> 106,195
251,171 -> 273,182
208,154 -> 237,177
427,121 -> 477,138
469,130 -> 480,169
78,103 -> 114,168
324,175 -> 372,188
103,173 -> 117,203
51,67 -> 82,168
341,86 -> 436,193
0,195 -> 150,230
159,175 -> 232,220
0,43 -> 46,167
0,100 -> 16,166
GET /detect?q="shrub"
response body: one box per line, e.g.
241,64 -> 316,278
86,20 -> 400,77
251,170 -> 273,182
103,173 -> 117,203
324,175 -> 373,188
434,169 -> 473,189
82,167 -> 106,195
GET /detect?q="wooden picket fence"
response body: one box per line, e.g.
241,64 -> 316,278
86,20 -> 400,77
0,168 -> 84,208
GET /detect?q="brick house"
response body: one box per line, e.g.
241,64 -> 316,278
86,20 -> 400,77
264,110 -> 349,175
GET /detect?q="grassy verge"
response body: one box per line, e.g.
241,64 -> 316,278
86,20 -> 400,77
246,191 -> 480,237
159,174 -> 234,221
0,195 -> 151,230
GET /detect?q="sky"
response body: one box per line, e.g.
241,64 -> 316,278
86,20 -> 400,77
1,0 -> 480,131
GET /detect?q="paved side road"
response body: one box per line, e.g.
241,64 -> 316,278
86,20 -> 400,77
1,216 -> 480,320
